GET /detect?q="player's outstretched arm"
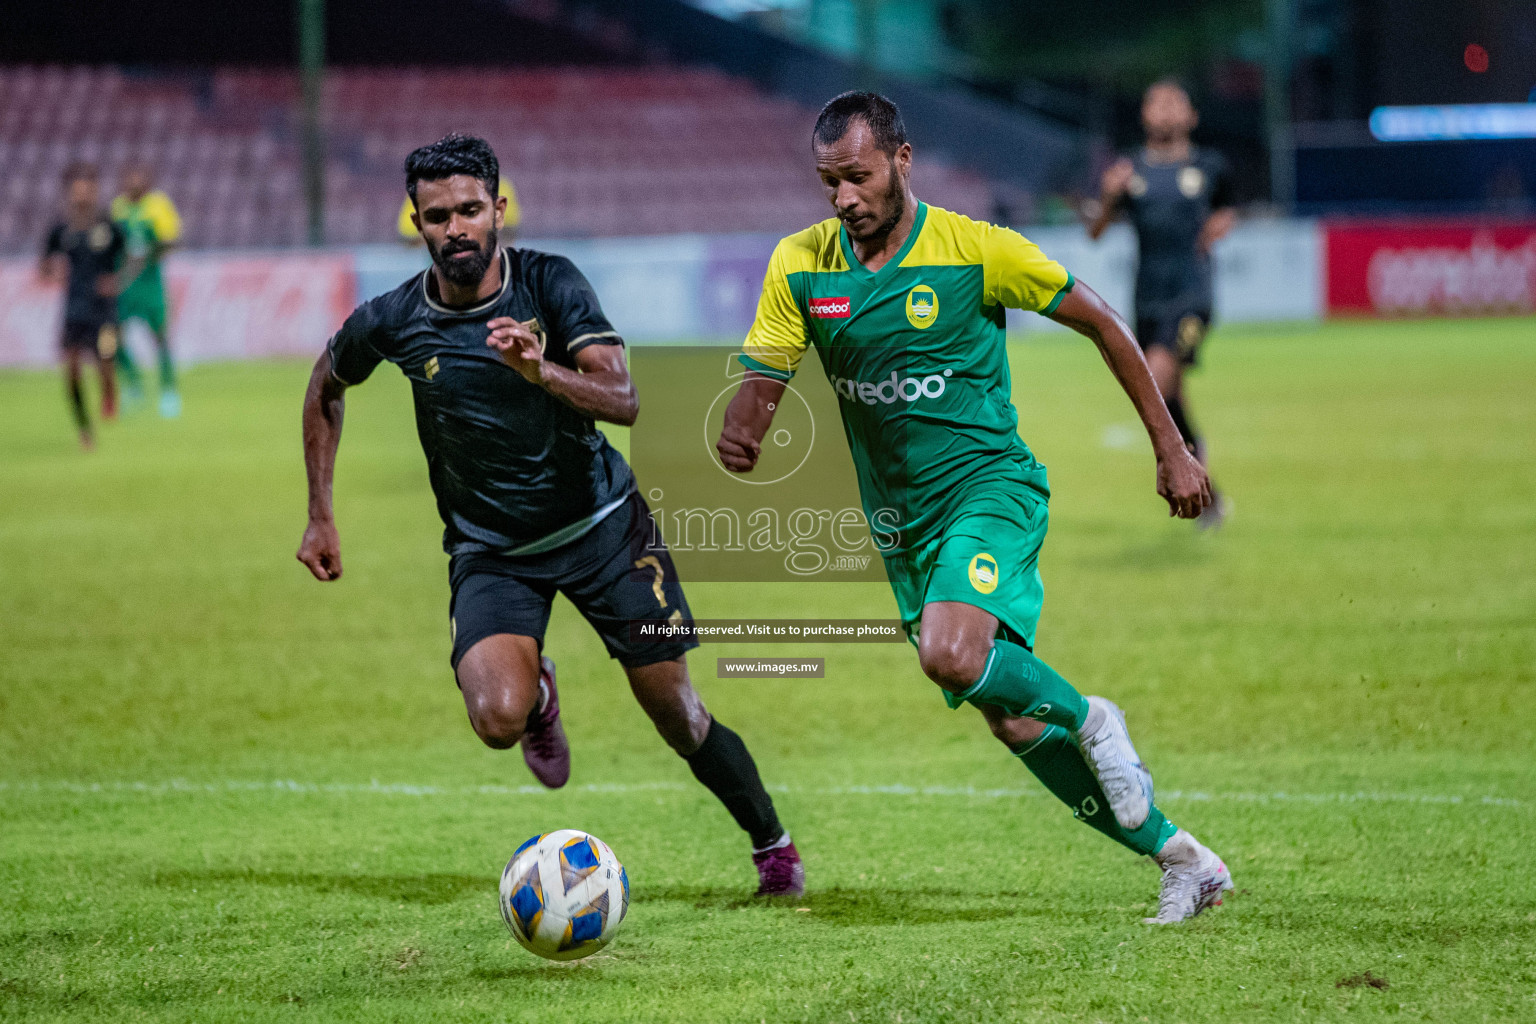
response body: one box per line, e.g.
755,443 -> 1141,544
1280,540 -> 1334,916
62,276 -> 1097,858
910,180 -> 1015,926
1047,283 -> 1211,519
298,350 -> 348,581
716,372 -> 786,473
1086,158 -> 1134,241
485,319 -> 638,426
1199,207 -> 1238,253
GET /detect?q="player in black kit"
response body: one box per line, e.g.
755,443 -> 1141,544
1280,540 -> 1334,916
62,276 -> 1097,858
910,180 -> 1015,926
297,135 -> 803,895
41,163 -> 125,449
1089,80 -> 1237,528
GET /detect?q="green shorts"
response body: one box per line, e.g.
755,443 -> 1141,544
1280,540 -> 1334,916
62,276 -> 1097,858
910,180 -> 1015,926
118,283 -> 168,335
883,487 -> 1049,650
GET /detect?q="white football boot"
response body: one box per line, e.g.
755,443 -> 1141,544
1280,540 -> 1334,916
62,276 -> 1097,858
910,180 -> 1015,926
1146,829 -> 1233,924
1074,696 -> 1154,830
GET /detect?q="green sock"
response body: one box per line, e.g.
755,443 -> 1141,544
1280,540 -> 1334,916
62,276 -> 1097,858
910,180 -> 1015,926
1012,724 -> 1176,856
115,344 -> 143,390
943,640 -> 1088,732
1007,724 -> 1173,859
156,343 -> 177,391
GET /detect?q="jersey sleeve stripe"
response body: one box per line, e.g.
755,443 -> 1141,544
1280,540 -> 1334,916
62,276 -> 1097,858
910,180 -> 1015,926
1040,272 -> 1075,316
568,330 -> 623,352
737,353 -> 793,381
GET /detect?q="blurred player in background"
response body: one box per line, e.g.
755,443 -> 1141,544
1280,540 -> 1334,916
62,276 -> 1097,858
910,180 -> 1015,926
1089,79 -> 1236,529
398,174 -> 519,245
41,163 -> 124,450
300,135 -> 802,896
719,92 -> 1230,923
111,163 -> 183,418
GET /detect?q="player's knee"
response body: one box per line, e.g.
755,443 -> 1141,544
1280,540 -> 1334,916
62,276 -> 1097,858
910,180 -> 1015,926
918,634 -> 988,693
458,672 -> 533,749
466,694 -> 527,749
987,714 -> 1047,748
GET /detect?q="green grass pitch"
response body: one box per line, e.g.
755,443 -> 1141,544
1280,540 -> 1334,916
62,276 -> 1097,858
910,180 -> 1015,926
2,319 -> 1533,1022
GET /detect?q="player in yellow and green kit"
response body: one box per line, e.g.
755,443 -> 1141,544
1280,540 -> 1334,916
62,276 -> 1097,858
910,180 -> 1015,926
111,163 -> 182,418
718,92 -> 1232,923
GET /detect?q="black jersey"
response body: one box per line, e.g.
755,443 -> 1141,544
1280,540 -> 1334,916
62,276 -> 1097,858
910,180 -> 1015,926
44,217 -> 125,326
327,247 -> 635,556
1117,147 -> 1235,320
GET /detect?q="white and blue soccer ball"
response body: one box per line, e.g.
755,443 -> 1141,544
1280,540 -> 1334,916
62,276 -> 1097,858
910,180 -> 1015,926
499,829 -> 629,961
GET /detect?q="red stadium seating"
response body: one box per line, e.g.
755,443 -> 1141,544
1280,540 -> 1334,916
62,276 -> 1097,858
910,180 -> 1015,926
0,65 -> 1003,252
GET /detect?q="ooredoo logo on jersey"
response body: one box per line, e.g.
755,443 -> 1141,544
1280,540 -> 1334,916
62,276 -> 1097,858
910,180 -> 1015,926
809,297 -> 851,319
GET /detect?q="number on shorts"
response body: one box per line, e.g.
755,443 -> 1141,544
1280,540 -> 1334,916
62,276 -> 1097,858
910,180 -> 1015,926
634,556 -> 666,607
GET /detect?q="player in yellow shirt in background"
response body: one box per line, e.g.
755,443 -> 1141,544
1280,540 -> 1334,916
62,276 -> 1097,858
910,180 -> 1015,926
398,176 -> 520,244
111,163 -> 183,418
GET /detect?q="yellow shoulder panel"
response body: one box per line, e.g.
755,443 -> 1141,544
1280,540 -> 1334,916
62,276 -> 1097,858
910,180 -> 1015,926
982,224 -> 1071,313
741,223 -> 842,380
397,196 -> 418,238
498,178 -> 521,229
899,205 -> 986,268
775,218 -> 846,275
145,191 -> 182,244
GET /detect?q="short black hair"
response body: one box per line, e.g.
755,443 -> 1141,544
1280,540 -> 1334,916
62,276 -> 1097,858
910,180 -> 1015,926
813,91 -> 908,155
404,133 -> 499,205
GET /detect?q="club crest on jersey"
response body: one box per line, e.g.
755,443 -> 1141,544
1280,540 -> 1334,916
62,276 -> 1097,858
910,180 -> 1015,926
1178,166 -> 1205,198
968,552 -> 999,594
905,285 -> 939,329
523,317 -> 547,352
809,297 -> 852,319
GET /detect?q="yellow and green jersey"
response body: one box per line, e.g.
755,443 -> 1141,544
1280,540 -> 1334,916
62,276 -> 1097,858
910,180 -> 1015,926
110,189 -> 181,295
739,202 -> 1074,552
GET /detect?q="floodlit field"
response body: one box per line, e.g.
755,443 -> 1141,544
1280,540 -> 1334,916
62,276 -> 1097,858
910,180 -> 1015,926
2,319 -> 1534,1022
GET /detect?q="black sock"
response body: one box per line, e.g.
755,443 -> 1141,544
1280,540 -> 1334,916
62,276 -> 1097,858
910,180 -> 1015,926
684,719 -> 784,849
1164,394 -> 1199,452
67,377 -> 89,431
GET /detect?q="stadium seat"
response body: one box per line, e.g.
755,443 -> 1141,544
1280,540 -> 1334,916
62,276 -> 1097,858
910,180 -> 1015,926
0,64 -> 1007,252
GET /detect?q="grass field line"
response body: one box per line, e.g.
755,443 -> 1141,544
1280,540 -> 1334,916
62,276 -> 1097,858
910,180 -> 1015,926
0,778 -> 1524,808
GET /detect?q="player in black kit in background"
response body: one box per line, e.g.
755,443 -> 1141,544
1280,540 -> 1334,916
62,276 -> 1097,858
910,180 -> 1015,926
296,135 -> 803,896
1089,80 -> 1237,528
41,163 -> 125,450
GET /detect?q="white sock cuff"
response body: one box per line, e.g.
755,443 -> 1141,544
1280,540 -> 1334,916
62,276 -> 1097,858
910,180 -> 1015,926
752,832 -> 792,855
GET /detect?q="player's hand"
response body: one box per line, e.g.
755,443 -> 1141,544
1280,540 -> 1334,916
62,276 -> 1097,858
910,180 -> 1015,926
486,317 -> 545,384
716,423 -> 762,473
1101,159 -> 1135,200
297,518 -> 344,581
1156,446 -> 1212,519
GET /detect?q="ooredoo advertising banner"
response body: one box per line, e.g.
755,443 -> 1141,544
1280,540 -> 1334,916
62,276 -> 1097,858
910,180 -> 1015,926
1326,221 -> 1536,317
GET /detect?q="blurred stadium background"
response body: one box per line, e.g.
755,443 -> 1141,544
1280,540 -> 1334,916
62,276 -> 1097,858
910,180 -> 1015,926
1,0 -> 1533,365
4,3 -> 1535,1019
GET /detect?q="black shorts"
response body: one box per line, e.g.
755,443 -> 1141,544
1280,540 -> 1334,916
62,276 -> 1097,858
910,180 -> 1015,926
1136,311 -> 1210,368
447,491 -> 698,670
61,321 -> 117,356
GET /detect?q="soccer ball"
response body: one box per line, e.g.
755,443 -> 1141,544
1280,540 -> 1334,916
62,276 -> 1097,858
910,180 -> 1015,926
499,830 -> 629,961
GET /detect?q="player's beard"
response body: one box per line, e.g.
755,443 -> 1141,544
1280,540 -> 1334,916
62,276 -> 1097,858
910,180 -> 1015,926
431,227 -> 499,287
846,160 -> 906,244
